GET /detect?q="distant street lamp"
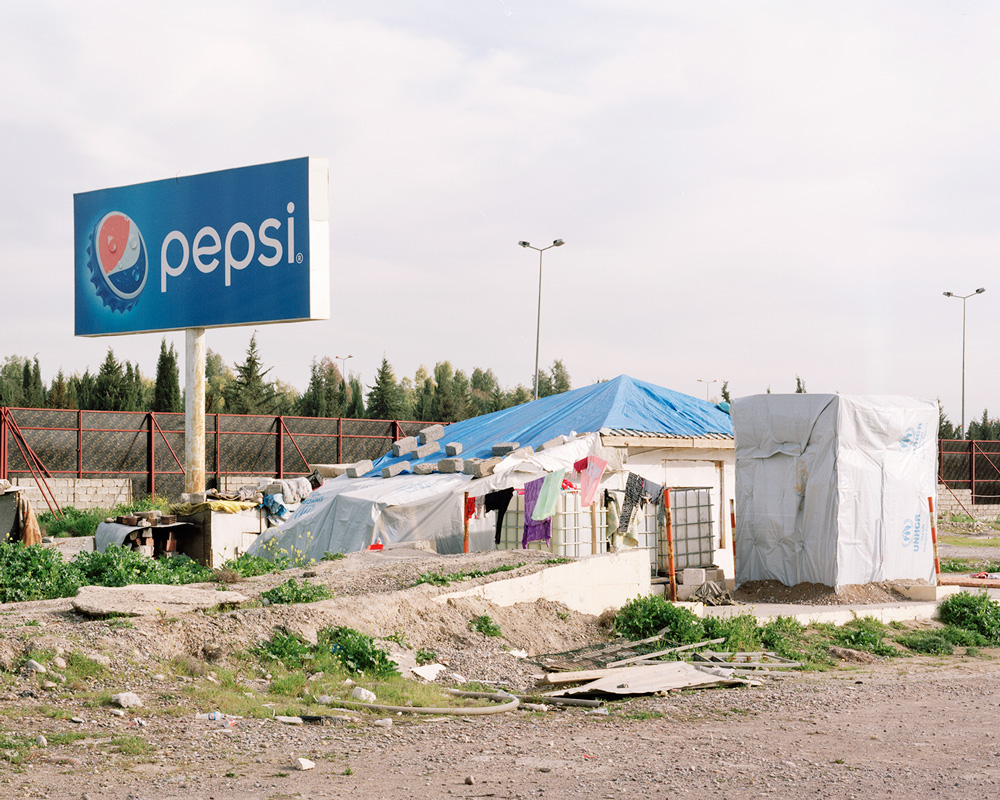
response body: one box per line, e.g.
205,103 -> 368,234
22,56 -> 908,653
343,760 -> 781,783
697,378 -> 718,401
334,354 -> 353,383
518,239 -> 565,400
942,288 -> 986,438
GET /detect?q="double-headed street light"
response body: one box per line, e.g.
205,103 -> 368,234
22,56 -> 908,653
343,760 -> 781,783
334,354 -> 353,383
942,288 -> 985,438
518,239 -> 565,400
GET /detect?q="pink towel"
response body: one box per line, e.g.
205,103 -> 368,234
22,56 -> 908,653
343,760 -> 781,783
579,455 -> 607,507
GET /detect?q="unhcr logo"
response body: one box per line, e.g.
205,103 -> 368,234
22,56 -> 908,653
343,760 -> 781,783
901,515 -> 925,552
900,423 -> 926,453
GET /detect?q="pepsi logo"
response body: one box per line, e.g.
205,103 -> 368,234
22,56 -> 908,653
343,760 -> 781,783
89,211 -> 148,312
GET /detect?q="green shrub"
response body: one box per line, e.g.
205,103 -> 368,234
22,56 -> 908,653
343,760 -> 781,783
939,558 -> 972,573
321,626 -> 398,676
938,591 -> 1000,643
894,631 -> 954,655
940,624 -> 988,647
0,543 -> 78,603
835,617 -> 898,656
613,596 -> 704,643
412,563 -> 525,587
260,578 -> 332,605
36,506 -> 107,539
69,547 -> 213,588
702,613 -> 763,652
469,614 -> 502,638
253,630 -> 314,670
221,553 -> 290,578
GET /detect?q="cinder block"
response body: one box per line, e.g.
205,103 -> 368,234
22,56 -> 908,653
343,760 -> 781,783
462,458 -> 483,475
413,442 -> 440,459
468,457 -> 501,479
681,568 -> 707,586
392,437 -> 418,457
413,463 -> 436,475
438,458 -> 464,474
677,583 -> 700,601
509,446 -> 535,459
492,442 -> 520,457
445,442 -> 463,456
537,436 -> 565,452
381,461 -> 410,479
704,568 -> 725,583
346,460 -> 373,478
418,424 -> 445,444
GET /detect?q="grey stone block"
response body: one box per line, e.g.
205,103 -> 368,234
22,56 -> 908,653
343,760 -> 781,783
462,457 -> 483,475
537,436 -> 565,451
381,461 -> 410,479
469,457 -> 502,479
492,442 -> 520,457
392,437 -> 418,457
445,442 -> 463,456
413,463 -> 436,475
509,446 -> 535,459
346,460 -> 374,478
438,458 -> 464,474
413,442 -> 440,459
418,424 -> 446,444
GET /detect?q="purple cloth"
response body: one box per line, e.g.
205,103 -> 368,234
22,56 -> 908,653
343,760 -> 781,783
522,477 -> 551,547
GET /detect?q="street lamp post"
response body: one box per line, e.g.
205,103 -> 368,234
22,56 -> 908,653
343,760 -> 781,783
697,378 -> 718,402
334,354 -> 353,383
942,288 -> 985,439
518,239 -> 565,400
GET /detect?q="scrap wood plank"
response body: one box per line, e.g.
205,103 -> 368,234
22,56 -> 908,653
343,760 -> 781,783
606,638 -> 726,668
693,651 -> 801,668
535,626 -> 677,672
542,662 -> 750,697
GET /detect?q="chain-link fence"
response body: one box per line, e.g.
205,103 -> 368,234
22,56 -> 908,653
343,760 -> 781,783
0,407 -> 443,500
939,438 -> 1000,504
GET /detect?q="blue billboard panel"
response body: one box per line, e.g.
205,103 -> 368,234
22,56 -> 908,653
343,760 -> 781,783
74,157 -> 329,336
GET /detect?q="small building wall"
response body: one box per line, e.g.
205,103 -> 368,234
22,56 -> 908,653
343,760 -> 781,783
9,476 -> 132,511
936,487 -> 1000,521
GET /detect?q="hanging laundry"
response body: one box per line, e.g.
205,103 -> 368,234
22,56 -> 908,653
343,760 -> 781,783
475,495 -> 485,517
573,456 -> 589,473
522,476 -> 551,547
619,472 -> 644,533
641,477 -> 663,503
579,455 -> 608,507
485,487 -> 514,546
465,496 -> 476,521
531,469 -> 566,521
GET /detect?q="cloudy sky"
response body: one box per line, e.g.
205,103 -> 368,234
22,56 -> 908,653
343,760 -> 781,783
2,1 -> 997,426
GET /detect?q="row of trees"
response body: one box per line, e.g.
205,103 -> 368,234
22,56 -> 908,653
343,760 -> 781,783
0,335 -> 573,423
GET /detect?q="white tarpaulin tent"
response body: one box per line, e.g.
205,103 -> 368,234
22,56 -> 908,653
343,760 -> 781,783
731,394 -> 937,589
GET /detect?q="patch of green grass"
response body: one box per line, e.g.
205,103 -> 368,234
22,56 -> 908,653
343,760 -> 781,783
939,558 -> 974,573
541,557 -> 572,565
322,626 -> 399,676
412,563 -> 526,587
384,630 -> 408,647
110,734 -> 153,756
894,630 -> 954,655
321,551 -> 346,561
703,613 -> 763,652
270,673 -> 308,697
253,630 -> 314,670
260,578 -> 333,606
65,652 -> 108,682
415,649 -> 438,665
470,614 -> 502,638
220,553 -> 291,578
617,710 -> 666,720
835,617 -> 898,657
940,535 -> 999,548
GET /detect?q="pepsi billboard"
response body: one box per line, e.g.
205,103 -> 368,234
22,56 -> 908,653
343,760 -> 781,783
74,157 -> 330,336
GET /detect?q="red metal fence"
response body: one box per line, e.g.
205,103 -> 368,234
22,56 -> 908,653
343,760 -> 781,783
939,438 -> 1000,505
0,407 -> 441,499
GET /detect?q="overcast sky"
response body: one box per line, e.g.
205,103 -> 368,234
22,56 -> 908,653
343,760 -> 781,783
2,1 -> 997,426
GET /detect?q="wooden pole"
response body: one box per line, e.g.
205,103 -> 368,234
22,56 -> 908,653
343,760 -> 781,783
729,498 -> 737,571
929,496 -> 940,577
463,491 -> 470,554
664,488 -> 676,602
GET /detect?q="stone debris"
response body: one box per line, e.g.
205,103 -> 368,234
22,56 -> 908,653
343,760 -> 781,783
296,757 -> 315,770
111,691 -> 142,708
467,457 -> 502,478
72,585 -> 248,618
24,659 -> 46,674
373,718 -> 393,728
35,735 -> 47,747
537,436 -> 566,451
382,461 -> 410,479
392,436 -> 418,457
346,460 -> 373,478
351,686 -> 377,703
438,458 -> 464,474
276,715 -> 304,725
418,424 -> 445,444
413,463 -> 436,475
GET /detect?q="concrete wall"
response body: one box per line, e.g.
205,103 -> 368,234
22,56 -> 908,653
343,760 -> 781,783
936,486 -> 1000,521
9,476 -> 132,510
434,548 -> 651,616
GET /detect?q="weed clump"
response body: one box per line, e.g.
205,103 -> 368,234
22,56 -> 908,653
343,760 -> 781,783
939,591 -> 1000,643
260,578 -> 332,605
220,553 -> 290,578
470,614 -> 503,638
322,626 -> 399,676
613,596 -> 704,643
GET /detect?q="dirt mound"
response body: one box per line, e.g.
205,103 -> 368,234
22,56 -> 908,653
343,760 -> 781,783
734,580 -> 909,605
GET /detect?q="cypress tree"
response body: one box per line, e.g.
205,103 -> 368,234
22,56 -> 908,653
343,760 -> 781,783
153,339 -> 183,412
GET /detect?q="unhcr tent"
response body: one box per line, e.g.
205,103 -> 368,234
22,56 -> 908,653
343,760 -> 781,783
731,394 -> 938,589
247,375 -> 735,562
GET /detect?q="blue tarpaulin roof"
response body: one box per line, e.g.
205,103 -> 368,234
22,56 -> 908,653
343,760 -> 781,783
371,375 -> 733,474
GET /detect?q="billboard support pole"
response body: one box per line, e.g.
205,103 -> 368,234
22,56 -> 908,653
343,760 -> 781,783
185,327 -> 206,494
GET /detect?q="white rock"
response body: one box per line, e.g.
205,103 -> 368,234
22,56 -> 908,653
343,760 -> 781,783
111,692 -> 143,708
351,686 -> 377,703
52,657 -> 67,670
373,718 -> 392,728
24,659 -> 46,674
276,716 -> 303,725
35,735 -> 47,747
411,664 -> 447,682
316,694 -> 333,705
109,709 -> 125,717
295,757 -> 315,771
